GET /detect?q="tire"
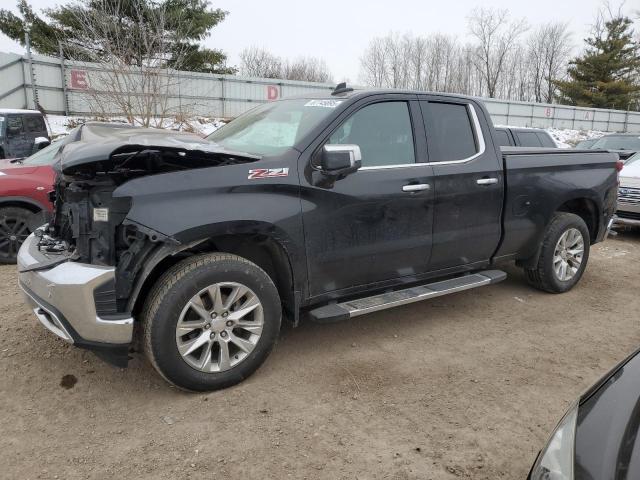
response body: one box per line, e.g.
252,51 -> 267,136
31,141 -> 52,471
525,212 -> 590,293
0,207 -> 33,264
141,253 -> 282,391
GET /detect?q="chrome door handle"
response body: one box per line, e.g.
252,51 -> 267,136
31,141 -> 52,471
476,178 -> 498,185
402,184 -> 430,192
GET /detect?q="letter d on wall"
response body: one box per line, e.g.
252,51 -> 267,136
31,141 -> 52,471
267,85 -> 279,101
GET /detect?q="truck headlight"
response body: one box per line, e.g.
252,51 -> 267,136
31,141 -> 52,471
529,401 -> 578,480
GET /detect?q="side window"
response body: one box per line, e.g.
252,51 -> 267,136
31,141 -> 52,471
423,102 -> 478,162
494,129 -> 512,147
25,115 -> 46,133
328,102 -> 415,167
6,115 -> 24,137
537,132 -> 556,148
515,132 -> 542,147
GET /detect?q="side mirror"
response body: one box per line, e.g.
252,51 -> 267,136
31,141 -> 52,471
320,144 -> 362,175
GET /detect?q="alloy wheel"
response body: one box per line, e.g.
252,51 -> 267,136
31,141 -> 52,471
553,228 -> 584,281
175,282 -> 264,373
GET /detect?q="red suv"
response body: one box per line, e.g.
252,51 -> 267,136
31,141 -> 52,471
0,122 -> 136,263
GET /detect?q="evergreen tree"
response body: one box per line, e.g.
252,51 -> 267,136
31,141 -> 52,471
0,0 -> 235,74
555,16 -> 640,110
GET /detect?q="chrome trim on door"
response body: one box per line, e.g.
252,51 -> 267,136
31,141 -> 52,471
428,104 -> 487,166
476,178 -> 498,185
402,184 -> 430,192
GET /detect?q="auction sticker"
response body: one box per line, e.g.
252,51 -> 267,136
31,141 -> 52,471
304,99 -> 343,108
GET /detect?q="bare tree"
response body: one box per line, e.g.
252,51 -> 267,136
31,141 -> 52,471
467,7 -> 528,98
359,33 -> 464,92
283,57 -> 332,83
527,23 -> 572,102
239,47 -> 282,78
61,0 -> 198,127
239,46 -> 332,82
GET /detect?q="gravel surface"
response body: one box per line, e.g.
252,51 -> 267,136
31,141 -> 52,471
1,232 -> 639,479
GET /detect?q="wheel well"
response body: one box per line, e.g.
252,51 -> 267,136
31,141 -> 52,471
131,234 -> 296,320
0,200 -> 42,214
557,198 -> 598,243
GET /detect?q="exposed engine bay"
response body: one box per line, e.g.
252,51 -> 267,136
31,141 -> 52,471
36,144 -> 259,313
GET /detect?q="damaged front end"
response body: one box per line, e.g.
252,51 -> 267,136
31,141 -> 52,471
18,131 -> 260,366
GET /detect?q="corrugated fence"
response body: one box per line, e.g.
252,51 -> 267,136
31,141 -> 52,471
1,51 -> 640,133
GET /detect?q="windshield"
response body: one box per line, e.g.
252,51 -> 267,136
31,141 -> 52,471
591,135 -> 640,150
207,98 -> 344,155
21,137 -> 67,165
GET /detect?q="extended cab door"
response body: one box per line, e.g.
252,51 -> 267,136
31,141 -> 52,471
419,97 -> 504,271
299,95 -> 435,298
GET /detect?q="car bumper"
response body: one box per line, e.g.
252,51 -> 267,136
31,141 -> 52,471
615,203 -> 640,227
17,231 -> 133,366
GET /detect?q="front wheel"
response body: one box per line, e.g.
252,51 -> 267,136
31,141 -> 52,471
142,253 -> 282,391
0,207 -> 33,264
525,212 -> 590,293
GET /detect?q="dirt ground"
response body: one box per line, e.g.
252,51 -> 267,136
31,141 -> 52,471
1,231 -> 639,480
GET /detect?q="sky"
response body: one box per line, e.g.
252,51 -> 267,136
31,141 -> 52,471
0,0 -> 637,82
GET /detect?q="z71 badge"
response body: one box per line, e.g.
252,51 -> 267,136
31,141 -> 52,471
248,168 -> 289,179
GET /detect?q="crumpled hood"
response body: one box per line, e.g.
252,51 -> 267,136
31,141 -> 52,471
57,128 -> 260,175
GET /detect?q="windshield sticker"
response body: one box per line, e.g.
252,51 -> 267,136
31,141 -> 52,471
248,168 -> 289,180
304,99 -> 343,108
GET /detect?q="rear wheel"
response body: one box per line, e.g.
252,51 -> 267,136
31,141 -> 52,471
142,253 -> 281,391
525,212 -> 590,293
0,207 -> 33,264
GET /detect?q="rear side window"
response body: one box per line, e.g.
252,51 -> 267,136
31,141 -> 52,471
536,132 -> 556,148
495,129 -> 512,147
515,131 -> 543,147
25,115 -> 46,133
6,115 -> 24,135
328,101 -> 415,167
423,102 -> 478,162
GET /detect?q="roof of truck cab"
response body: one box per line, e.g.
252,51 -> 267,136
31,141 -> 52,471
0,109 -> 42,115
287,88 -> 480,102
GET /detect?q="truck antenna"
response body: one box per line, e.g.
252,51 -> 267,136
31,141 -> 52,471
332,82 -> 354,96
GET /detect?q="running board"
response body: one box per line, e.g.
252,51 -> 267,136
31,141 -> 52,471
309,270 -> 507,323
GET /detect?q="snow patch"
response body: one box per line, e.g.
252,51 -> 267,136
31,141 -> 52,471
45,115 -> 227,138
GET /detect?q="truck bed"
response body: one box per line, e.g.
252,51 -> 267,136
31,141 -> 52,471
495,148 -> 619,263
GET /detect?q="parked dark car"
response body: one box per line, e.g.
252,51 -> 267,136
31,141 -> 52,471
590,133 -> 640,161
575,138 -> 598,149
494,126 -> 557,148
17,88 -> 620,391
0,109 -> 50,159
528,347 -> 640,480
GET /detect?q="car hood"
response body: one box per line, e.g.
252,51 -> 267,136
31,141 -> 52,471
620,162 -> 640,187
0,160 -> 39,175
574,348 -> 640,480
57,128 -> 260,176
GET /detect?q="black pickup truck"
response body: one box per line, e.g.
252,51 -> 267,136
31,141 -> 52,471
17,88 -> 620,391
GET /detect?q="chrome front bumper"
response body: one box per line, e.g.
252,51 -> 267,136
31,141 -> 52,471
17,232 -> 133,346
